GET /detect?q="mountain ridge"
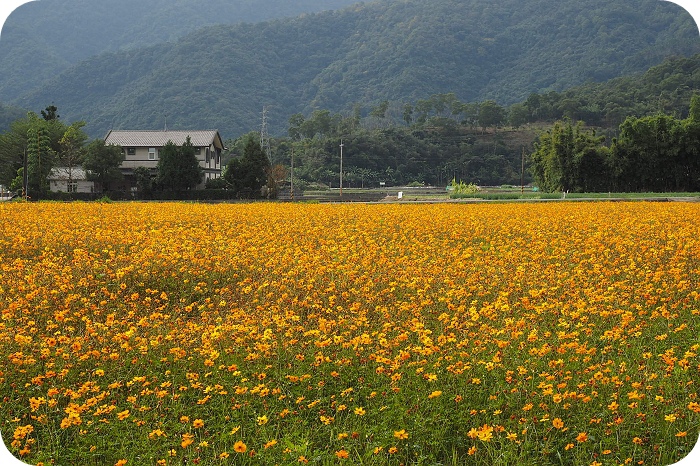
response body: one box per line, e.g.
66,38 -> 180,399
6,0 -> 700,138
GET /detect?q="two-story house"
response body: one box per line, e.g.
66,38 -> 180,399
104,130 -> 225,189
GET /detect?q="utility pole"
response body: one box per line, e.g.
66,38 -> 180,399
339,139 -> 344,198
23,147 -> 28,200
520,146 -> 525,195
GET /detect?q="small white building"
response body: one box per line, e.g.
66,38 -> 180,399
48,167 -> 95,193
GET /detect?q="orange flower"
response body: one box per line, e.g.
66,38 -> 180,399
335,449 -> 349,459
576,432 -> 588,443
181,433 -> 194,448
233,440 -> 247,453
192,419 -> 204,428
552,418 -> 564,429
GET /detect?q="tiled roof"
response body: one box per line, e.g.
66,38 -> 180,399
49,167 -> 88,180
104,130 -> 222,148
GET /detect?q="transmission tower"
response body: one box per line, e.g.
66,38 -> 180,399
260,106 -> 272,163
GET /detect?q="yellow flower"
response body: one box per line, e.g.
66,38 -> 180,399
394,429 -> 409,440
664,414 -> 677,423
353,407 -> 366,416
476,424 -> 493,442
192,419 -> 204,428
428,390 -> 442,399
552,418 -> 564,429
116,410 -> 130,421
257,414 -> 269,425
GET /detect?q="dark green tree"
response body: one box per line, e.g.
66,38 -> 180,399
133,166 -> 153,197
82,139 -> 125,192
0,109 -> 70,188
58,121 -> 89,188
24,113 -> 55,198
478,100 -> 506,131
611,113 -> 681,191
156,136 -> 203,191
530,120 -> 607,192
41,105 -> 59,121
223,136 -> 270,198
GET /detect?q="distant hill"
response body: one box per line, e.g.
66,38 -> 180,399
0,0 -> 361,99
7,0 -> 700,138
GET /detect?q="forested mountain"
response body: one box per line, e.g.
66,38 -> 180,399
0,0 -> 361,100
6,0 -> 700,139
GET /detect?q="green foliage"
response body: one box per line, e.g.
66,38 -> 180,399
156,137 -> 204,191
0,0 -> 361,102
132,166 -> 153,197
0,109 -> 72,189
24,113 -> 56,198
530,97 -> 700,193
58,121 -> 89,178
610,112 -> 699,192
223,136 -> 271,198
448,178 -> 480,196
82,139 -> 125,192
529,120 -> 608,193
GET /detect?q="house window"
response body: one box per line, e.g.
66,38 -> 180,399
127,147 -> 136,156
206,148 -> 210,164
148,148 -> 156,160
194,147 -> 201,155
67,181 -> 78,193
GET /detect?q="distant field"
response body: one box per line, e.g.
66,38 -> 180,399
0,202 -> 698,465
303,186 -> 700,202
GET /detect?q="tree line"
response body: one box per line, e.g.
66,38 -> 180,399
529,95 -> 700,193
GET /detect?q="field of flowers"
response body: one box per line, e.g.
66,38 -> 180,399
0,201 -> 698,466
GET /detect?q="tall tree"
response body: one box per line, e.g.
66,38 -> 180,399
611,114 -> 682,191
224,136 -> 270,198
530,120 -> 607,192
41,105 -> 59,121
478,101 -> 506,131
24,113 -> 55,198
58,121 -> 89,189
156,136 -> 203,191
0,109 -> 69,188
83,139 -> 125,192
